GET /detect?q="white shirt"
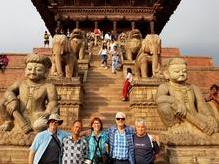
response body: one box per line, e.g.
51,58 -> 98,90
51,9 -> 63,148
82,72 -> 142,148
126,72 -> 133,83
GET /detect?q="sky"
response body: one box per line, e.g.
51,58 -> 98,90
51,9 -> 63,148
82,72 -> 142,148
0,0 -> 219,66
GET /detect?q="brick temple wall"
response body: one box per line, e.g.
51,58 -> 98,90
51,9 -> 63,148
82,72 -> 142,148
0,47 -> 218,97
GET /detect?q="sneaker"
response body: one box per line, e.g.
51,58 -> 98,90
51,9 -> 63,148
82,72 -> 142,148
104,66 -> 108,69
101,64 -> 104,67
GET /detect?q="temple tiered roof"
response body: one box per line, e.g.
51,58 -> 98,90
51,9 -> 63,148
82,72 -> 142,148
31,0 -> 181,36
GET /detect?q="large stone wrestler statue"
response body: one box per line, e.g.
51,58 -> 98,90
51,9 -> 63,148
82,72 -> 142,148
0,54 -> 59,134
156,58 -> 218,136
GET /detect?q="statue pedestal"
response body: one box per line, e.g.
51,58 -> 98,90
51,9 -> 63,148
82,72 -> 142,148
50,77 -> 83,130
129,79 -> 166,133
0,145 -> 29,164
167,145 -> 219,164
122,60 -> 135,77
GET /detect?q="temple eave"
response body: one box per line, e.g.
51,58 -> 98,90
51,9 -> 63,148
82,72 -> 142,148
60,14 -> 153,22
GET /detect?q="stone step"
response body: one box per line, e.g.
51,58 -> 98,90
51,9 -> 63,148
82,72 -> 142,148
84,86 -> 122,91
87,73 -> 124,77
83,104 -> 129,109
83,97 -> 126,102
86,79 -> 124,84
84,93 -> 123,99
81,108 -> 130,115
82,106 -> 130,112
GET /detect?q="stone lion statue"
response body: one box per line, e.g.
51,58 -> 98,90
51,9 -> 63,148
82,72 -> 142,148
124,29 -> 142,61
51,33 -> 78,78
135,34 -> 161,78
69,28 -> 87,60
156,58 -> 219,145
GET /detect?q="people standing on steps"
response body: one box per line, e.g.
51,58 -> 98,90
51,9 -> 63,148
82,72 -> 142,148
29,114 -> 70,164
86,117 -> 109,164
94,27 -> 101,46
111,45 -> 122,74
98,42 -> 109,69
62,120 -> 88,164
104,32 -> 112,51
122,68 -> 133,101
107,112 -> 135,164
134,119 -> 160,164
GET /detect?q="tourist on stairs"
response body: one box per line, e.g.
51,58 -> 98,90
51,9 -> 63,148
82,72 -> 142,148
111,45 -> 122,74
122,68 -> 133,101
99,42 -> 109,69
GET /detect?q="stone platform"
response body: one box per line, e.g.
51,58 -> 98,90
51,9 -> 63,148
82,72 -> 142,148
167,145 -> 219,164
0,145 -> 29,164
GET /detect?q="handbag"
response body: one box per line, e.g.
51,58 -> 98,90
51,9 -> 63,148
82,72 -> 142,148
92,136 -> 110,164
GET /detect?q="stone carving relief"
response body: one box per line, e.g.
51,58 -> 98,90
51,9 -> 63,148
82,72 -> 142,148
51,31 -> 78,78
156,58 -> 219,145
0,54 -> 59,135
135,34 -> 161,79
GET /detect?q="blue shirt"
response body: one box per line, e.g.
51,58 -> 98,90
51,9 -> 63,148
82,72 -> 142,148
30,129 -> 70,164
86,131 -> 108,162
113,130 -> 129,160
108,126 -> 135,164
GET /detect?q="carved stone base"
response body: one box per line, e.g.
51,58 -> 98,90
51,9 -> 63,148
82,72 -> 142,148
129,79 -> 166,133
0,145 -> 29,164
122,60 -> 135,77
52,77 -> 83,130
160,122 -> 219,146
0,130 -> 36,146
167,145 -> 219,164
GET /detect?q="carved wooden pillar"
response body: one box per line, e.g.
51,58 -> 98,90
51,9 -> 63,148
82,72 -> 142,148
76,21 -> 80,28
131,21 -> 135,30
150,21 -> 155,34
113,21 -> 117,34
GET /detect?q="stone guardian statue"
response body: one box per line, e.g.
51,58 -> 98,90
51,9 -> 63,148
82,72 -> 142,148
156,58 -> 218,136
0,54 -> 59,134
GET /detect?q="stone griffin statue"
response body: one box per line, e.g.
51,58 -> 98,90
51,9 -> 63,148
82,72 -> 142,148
51,28 -> 78,78
124,29 -> 142,61
135,34 -> 161,78
156,58 -> 219,145
0,54 -> 59,134
69,28 -> 87,60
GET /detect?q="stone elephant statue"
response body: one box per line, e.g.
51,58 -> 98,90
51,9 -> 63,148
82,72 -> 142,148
69,28 -> 87,60
135,34 -> 161,78
124,29 -> 142,61
51,33 -> 78,78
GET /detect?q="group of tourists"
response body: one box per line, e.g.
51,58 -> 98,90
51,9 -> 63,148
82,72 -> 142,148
29,112 -> 160,164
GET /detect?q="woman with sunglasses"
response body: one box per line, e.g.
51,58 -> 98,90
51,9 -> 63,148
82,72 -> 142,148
86,117 -> 109,164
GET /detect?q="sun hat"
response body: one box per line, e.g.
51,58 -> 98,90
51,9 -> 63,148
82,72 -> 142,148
47,113 -> 63,125
115,112 -> 126,119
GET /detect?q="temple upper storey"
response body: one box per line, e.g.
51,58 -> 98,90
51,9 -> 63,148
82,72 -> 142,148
31,0 -> 181,36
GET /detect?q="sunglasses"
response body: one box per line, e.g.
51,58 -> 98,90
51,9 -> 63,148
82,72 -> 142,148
50,120 -> 59,124
116,118 -> 125,121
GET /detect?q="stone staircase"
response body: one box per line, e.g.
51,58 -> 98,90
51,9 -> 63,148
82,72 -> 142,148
81,46 -> 131,129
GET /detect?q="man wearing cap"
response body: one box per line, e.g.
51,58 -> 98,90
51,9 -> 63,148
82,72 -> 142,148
108,112 -> 135,164
29,113 -> 70,164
